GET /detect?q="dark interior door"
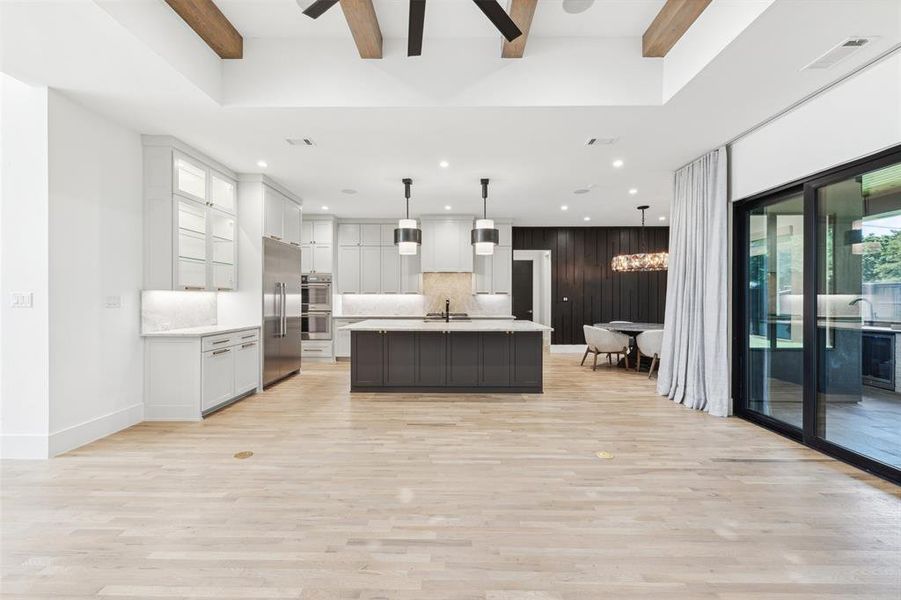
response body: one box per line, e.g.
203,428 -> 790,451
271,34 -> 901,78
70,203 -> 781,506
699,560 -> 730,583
512,260 -> 533,320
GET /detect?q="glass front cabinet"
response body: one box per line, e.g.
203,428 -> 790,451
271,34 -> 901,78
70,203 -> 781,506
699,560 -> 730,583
144,138 -> 238,291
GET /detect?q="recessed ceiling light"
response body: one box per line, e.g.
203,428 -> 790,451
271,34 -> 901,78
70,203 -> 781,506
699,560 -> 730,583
659,216 -> 666,221
583,216 -> 591,222
628,188 -> 638,195
257,160 -> 268,168
321,205 -> 329,210
439,160 -> 449,168
341,188 -> 357,195
561,205 -> 568,211
612,159 -> 624,168
444,205 -> 452,210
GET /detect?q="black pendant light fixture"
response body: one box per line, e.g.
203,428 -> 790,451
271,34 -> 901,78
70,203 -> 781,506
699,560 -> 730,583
471,178 -> 499,256
611,205 -> 668,272
394,178 -> 421,256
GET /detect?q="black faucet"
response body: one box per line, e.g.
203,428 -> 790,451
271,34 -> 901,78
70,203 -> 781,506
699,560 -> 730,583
445,298 -> 451,323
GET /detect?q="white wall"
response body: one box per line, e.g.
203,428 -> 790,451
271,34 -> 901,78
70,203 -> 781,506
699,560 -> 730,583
46,91 -> 144,455
731,53 -> 901,200
0,74 -> 51,458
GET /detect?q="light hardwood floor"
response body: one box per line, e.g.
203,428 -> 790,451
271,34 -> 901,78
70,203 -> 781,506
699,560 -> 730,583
2,355 -> 899,599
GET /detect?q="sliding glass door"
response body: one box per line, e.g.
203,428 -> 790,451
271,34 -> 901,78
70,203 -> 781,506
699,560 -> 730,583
735,146 -> 901,483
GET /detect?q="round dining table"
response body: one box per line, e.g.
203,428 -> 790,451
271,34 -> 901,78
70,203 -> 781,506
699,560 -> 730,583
592,322 -> 664,369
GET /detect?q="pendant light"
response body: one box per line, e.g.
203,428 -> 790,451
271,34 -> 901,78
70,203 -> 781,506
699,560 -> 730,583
471,178 -> 499,255
394,178 -> 421,255
611,205 -> 668,272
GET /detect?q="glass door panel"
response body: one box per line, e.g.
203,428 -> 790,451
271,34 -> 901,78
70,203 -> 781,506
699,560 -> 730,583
746,193 -> 805,428
816,160 -> 901,469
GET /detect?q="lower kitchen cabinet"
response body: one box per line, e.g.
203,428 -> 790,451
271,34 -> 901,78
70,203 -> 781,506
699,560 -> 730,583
144,327 -> 260,420
416,333 -> 447,385
351,331 -> 385,386
479,332 -> 511,386
384,332 -> 416,386
447,332 -> 480,386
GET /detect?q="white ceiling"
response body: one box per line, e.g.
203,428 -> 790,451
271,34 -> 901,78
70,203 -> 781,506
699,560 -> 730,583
1,0 -> 900,225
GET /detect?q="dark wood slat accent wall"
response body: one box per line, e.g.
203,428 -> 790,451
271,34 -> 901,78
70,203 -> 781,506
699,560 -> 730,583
512,227 -> 669,345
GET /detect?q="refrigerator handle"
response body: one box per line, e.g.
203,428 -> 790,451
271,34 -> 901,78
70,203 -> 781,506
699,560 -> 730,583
281,282 -> 288,338
275,282 -> 283,337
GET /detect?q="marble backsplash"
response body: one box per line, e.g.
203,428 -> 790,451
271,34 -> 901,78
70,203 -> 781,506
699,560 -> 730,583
336,272 -> 511,317
141,290 -> 217,333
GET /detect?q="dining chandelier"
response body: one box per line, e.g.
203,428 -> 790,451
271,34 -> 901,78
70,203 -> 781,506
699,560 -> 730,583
611,205 -> 669,272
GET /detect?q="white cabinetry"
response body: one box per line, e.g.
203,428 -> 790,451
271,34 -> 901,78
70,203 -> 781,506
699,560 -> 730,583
144,138 -> 238,291
334,318 -> 364,358
472,221 -> 513,294
301,217 -> 335,274
264,185 -> 303,247
421,216 -> 474,273
337,221 -> 417,293
144,327 -> 260,421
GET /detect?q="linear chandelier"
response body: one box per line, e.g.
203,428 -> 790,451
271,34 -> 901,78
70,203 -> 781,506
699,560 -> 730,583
611,205 -> 668,272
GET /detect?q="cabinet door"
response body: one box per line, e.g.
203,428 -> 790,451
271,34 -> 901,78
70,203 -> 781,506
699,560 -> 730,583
338,246 -> 360,293
301,220 -> 313,245
176,198 -> 208,290
360,223 -> 381,246
351,331 -> 384,386
420,220 -> 436,272
416,333 -> 446,385
492,246 -> 512,295
400,253 -> 421,294
497,222 -> 513,247
473,254 -> 492,294
360,247 -> 381,293
313,245 -> 333,273
384,332 -> 416,386
202,348 -> 235,411
448,332 -> 479,386
263,188 -> 285,240
174,154 -> 207,203
234,340 -> 260,394
212,263 -> 236,291
480,333 -> 511,386
457,220 -> 473,272
210,171 -> 236,215
511,332 -> 542,387
380,223 -> 396,246
434,221 -> 456,271
284,201 -> 302,246
334,322 -> 356,357
301,245 -> 313,274
338,223 -> 360,246
380,246 -> 400,293
313,220 -> 333,245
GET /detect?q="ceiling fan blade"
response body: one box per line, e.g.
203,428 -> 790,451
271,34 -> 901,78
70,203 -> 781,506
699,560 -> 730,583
472,0 -> 522,42
301,0 -> 339,19
408,0 -> 426,56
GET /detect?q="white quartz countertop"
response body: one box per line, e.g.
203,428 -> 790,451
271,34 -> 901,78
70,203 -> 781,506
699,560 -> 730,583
142,324 -> 260,338
340,319 -> 552,332
333,315 -> 516,321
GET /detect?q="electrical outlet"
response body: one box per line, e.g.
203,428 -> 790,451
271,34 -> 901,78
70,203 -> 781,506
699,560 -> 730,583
104,295 -> 122,309
562,296 -> 569,302
10,292 -> 33,308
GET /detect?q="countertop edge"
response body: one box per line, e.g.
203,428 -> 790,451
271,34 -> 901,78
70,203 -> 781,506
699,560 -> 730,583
141,324 -> 261,338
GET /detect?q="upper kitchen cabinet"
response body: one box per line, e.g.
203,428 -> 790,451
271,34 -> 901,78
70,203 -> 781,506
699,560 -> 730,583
303,219 -> 334,245
301,216 -> 335,273
143,136 -> 239,291
421,216 -> 474,273
264,185 -> 302,246
473,220 -> 512,295
336,220 -> 417,293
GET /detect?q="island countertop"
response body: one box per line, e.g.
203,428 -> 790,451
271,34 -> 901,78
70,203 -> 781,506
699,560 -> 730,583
340,318 -> 552,333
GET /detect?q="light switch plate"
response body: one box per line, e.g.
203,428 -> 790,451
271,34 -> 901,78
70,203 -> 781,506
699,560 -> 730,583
10,292 -> 33,308
104,295 -> 122,308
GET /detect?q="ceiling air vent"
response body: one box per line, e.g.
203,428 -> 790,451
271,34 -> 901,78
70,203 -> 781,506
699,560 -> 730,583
585,137 -> 618,146
803,37 -> 875,70
287,137 -> 316,146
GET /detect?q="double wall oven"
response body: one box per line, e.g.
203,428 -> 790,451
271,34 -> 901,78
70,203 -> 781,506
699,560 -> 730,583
301,274 -> 332,340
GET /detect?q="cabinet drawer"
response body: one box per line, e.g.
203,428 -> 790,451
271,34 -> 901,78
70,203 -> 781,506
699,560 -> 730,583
201,329 -> 258,352
302,340 -> 333,357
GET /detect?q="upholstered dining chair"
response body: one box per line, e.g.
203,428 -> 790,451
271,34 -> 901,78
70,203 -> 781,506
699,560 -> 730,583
582,325 -> 631,371
635,330 -> 664,378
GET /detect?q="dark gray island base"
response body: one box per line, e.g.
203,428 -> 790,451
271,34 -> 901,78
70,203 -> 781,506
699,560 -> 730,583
350,329 -> 545,393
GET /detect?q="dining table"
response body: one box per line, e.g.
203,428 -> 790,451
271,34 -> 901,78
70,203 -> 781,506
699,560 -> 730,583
592,322 -> 664,369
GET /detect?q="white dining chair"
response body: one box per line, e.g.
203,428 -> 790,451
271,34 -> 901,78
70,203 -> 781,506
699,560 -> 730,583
582,325 -> 631,371
635,330 -> 664,378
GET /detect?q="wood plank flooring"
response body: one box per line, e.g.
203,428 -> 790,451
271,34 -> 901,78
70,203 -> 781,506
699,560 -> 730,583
2,355 -> 900,599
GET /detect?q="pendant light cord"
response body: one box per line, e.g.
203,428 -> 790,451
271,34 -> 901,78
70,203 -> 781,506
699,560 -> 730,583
481,178 -> 489,219
403,178 -> 412,219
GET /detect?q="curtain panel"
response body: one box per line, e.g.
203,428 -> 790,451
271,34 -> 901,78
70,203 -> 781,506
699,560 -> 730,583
657,147 -> 729,417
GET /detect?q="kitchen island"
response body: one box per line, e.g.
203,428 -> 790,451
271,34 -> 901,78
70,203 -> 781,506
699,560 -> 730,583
341,319 -> 552,393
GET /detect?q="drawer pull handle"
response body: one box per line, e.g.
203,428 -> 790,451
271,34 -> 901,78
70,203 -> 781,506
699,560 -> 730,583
211,339 -> 230,345
305,348 -> 323,352
242,342 -> 256,348
241,334 -> 255,339
212,348 -> 231,355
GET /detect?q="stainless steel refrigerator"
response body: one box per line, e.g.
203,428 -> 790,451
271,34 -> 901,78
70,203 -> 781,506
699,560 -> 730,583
263,237 -> 303,386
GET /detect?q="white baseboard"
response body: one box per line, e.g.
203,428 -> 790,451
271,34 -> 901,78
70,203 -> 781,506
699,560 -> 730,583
144,404 -> 202,422
49,403 -> 144,456
550,344 -> 588,354
0,434 -> 50,459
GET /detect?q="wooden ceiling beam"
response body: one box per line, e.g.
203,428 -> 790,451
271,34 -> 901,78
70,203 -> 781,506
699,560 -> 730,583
164,0 -> 243,59
642,0 -> 712,58
339,0 -> 383,59
501,0 -> 538,59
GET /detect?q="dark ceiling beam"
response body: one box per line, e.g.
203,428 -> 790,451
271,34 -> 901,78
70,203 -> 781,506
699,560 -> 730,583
408,0 -> 426,57
339,0 -> 383,59
501,0 -> 537,58
642,0 -> 712,58
164,0 -> 243,59
302,0 -> 339,19
472,0 -> 522,43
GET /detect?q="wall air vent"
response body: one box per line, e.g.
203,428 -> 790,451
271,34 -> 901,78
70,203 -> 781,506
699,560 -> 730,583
287,138 -> 316,146
802,37 -> 875,70
585,137 -> 618,146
